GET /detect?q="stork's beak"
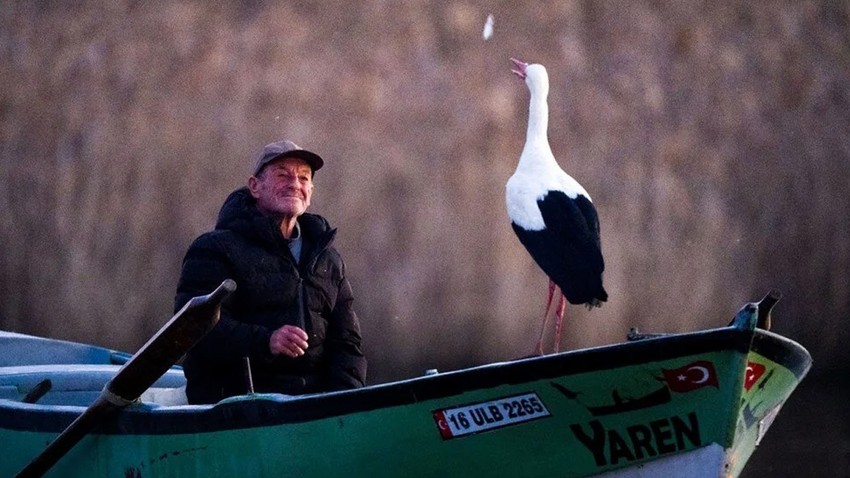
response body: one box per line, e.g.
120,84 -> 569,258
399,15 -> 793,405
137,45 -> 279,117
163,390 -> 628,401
510,57 -> 528,79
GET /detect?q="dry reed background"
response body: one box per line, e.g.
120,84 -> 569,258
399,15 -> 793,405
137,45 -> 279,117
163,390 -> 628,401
1,1 -> 848,475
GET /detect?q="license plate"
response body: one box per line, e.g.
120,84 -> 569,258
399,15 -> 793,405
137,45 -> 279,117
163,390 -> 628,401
432,392 -> 551,439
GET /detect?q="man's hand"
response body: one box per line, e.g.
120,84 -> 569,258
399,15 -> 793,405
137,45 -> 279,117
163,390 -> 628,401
269,325 -> 309,358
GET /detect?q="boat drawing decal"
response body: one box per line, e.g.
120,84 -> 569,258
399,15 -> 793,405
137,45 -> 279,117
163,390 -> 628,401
432,392 -> 550,439
569,411 -> 702,467
661,360 -> 719,392
550,382 -> 672,417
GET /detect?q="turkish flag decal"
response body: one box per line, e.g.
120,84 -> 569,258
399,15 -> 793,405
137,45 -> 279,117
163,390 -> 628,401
432,410 -> 453,439
744,361 -> 767,391
662,360 -> 719,393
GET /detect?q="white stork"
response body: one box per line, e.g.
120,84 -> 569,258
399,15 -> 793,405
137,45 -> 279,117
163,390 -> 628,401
506,57 -> 608,355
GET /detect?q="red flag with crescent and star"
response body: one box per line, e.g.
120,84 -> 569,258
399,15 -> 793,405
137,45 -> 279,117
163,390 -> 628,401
662,360 -> 719,393
432,410 -> 453,439
744,361 -> 767,391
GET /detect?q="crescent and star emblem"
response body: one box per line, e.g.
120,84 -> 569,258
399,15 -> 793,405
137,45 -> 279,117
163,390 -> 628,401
685,365 -> 710,384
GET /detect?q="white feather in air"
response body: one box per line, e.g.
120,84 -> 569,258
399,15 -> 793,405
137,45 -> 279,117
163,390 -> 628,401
483,14 -> 494,40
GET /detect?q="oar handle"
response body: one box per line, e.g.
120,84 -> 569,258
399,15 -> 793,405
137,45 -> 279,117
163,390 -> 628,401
108,279 -> 236,401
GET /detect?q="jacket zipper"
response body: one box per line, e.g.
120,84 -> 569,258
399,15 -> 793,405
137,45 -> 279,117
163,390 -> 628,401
297,228 -> 337,341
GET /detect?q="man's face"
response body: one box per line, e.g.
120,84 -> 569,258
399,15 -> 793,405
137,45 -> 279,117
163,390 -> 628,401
248,157 -> 313,219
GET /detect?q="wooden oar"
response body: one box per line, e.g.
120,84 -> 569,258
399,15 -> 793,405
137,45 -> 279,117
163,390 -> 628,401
15,279 -> 236,478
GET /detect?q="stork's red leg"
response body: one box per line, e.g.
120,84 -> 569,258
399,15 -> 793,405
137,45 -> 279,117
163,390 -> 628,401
552,292 -> 567,353
534,280 -> 558,355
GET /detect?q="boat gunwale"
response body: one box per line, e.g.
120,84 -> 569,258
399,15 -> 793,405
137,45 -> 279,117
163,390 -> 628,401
750,328 -> 812,379
0,323 -> 812,436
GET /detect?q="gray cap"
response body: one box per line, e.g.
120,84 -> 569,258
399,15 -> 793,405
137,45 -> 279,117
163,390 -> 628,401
253,140 -> 324,176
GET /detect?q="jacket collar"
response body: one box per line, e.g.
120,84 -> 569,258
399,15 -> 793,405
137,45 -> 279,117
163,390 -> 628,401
215,187 -> 336,252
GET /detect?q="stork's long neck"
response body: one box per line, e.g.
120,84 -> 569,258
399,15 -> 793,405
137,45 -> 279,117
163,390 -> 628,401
526,88 -> 549,145
519,85 -> 553,170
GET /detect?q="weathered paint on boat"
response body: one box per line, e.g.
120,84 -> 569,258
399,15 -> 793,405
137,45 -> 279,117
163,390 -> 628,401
0,302 -> 811,477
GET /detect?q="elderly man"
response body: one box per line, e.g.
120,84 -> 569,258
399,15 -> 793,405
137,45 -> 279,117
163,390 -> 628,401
175,140 -> 366,404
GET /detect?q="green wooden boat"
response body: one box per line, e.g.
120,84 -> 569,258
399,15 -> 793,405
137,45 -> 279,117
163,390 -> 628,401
0,291 -> 811,477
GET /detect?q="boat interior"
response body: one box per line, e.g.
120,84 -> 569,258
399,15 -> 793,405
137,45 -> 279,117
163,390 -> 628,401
0,365 -> 189,407
0,331 -> 189,408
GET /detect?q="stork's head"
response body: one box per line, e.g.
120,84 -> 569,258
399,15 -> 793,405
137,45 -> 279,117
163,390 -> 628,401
510,58 -> 549,94
510,57 -> 528,79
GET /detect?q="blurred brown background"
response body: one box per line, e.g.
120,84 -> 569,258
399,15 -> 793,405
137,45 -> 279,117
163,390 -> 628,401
1,1 -> 848,475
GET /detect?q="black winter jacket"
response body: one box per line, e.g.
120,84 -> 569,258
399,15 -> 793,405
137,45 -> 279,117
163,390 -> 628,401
175,187 -> 366,404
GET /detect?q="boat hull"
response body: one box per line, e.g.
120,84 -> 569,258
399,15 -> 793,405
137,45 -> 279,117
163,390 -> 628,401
0,324 -> 810,478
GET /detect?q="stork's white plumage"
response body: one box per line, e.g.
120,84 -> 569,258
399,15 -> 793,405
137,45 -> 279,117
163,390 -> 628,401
507,58 -> 608,355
